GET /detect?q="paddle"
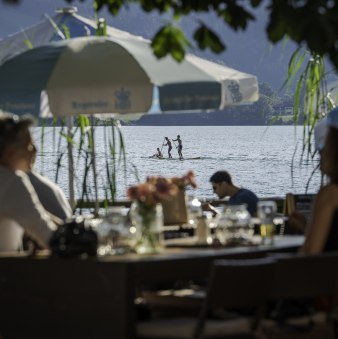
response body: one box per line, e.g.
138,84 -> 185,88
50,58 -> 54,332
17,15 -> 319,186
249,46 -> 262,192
149,138 -> 165,158
160,138 -> 166,153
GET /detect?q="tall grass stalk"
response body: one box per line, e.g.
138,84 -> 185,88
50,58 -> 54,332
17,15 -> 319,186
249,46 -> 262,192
283,48 -> 336,191
283,49 -> 334,155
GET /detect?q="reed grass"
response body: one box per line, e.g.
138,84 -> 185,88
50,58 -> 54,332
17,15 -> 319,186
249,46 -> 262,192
283,48 -> 336,191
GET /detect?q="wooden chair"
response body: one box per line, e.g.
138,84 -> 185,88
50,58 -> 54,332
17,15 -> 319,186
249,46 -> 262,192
138,257 -> 276,339
263,252 -> 338,338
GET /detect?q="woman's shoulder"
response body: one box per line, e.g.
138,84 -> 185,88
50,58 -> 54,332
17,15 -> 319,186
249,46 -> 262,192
318,183 -> 338,194
0,167 -> 22,196
317,183 -> 338,207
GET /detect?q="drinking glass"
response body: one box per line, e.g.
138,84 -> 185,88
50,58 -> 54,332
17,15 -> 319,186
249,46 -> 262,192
217,204 -> 253,245
96,207 -> 129,256
257,201 -> 277,245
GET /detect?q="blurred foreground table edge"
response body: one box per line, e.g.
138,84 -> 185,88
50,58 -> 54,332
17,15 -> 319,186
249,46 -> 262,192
0,235 -> 304,339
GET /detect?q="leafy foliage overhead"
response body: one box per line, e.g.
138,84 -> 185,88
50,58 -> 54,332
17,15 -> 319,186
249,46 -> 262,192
61,0 -> 338,70
3,0 -> 338,69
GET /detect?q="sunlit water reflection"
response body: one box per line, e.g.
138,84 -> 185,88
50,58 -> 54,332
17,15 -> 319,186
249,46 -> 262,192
33,126 -> 321,200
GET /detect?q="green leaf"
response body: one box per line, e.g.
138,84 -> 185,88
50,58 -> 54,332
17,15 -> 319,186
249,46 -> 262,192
217,3 -> 255,30
267,17 -> 287,43
193,25 -> 225,53
45,14 -> 66,40
23,39 -> 33,49
93,0 -> 101,11
60,131 -> 76,145
62,24 -> 71,39
281,48 -> 306,90
250,0 -> 262,7
141,0 -> 170,13
151,24 -> 190,62
96,17 -> 108,36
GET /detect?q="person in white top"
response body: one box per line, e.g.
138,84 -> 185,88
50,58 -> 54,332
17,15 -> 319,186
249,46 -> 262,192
28,171 -> 72,220
0,113 -> 59,250
26,136 -> 72,220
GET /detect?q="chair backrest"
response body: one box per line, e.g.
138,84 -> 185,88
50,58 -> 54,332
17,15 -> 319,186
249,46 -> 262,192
269,252 -> 338,300
260,196 -> 285,214
207,257 -> 276,309
194,257 -> 276,339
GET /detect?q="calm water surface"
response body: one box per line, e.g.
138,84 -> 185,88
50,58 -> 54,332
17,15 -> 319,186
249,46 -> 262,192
33,126 -> 321,200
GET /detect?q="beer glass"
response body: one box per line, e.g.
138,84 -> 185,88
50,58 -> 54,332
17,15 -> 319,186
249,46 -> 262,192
257,201 -> 277,245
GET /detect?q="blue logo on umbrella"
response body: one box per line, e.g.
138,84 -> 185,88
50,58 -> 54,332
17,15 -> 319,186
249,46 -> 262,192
115,88 -> 131,110
228,81 -> 243,103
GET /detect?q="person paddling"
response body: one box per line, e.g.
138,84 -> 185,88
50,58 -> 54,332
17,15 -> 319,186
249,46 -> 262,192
164,137 -> 172,158
173,135 -> 183,159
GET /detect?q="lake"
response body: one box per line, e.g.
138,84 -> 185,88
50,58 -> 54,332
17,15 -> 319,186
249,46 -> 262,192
33,125 -> 321,201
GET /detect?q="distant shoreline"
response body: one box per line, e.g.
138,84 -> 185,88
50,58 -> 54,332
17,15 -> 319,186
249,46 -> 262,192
123,107 -> 300,126
123,111 -> 297,126
38,110 -> 301,127
125,121 -> 296,126
37,121 -> 299,127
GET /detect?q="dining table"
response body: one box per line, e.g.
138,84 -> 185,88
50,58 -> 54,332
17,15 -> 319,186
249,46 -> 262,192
0,235 -> 304,339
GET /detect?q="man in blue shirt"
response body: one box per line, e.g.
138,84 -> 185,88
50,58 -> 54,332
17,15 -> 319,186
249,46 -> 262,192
210,170 -> 258,216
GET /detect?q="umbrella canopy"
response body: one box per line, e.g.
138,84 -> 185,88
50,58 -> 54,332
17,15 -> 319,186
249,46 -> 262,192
0,7 -> 95,65
0,36 -> 258,116
0,9 -> 258,116
0,36 -> 155,116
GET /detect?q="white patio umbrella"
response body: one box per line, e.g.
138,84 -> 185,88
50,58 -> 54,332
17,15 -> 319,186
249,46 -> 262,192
0,35 -> 258,208
0,36 -> 258,117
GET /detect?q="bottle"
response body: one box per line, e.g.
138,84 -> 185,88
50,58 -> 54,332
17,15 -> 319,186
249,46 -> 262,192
196,215 -> 209,244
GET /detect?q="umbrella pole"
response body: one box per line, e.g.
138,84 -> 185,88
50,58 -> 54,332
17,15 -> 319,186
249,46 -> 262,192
67,116 -> 76,210
90,117 -> 99,216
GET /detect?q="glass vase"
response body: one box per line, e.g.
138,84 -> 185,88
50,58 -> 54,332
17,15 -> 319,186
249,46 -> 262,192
130,202 -> 164,254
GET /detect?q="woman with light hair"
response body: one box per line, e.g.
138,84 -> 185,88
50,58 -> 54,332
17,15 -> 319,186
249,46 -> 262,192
0,113 -> 66,251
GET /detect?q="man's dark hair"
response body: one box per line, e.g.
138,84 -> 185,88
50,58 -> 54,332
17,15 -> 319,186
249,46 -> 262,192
210,171 -> 232,185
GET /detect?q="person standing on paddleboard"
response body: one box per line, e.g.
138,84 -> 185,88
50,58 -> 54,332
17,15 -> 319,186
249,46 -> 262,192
164,137 -> 172,158
173,135 -> 183,159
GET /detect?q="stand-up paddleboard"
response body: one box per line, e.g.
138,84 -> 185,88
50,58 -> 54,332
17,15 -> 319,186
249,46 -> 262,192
156,157 -> 201,160
143,156 -> 201,160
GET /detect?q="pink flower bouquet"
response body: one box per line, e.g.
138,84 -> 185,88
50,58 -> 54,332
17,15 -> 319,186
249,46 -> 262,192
127,170 -> 197,206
